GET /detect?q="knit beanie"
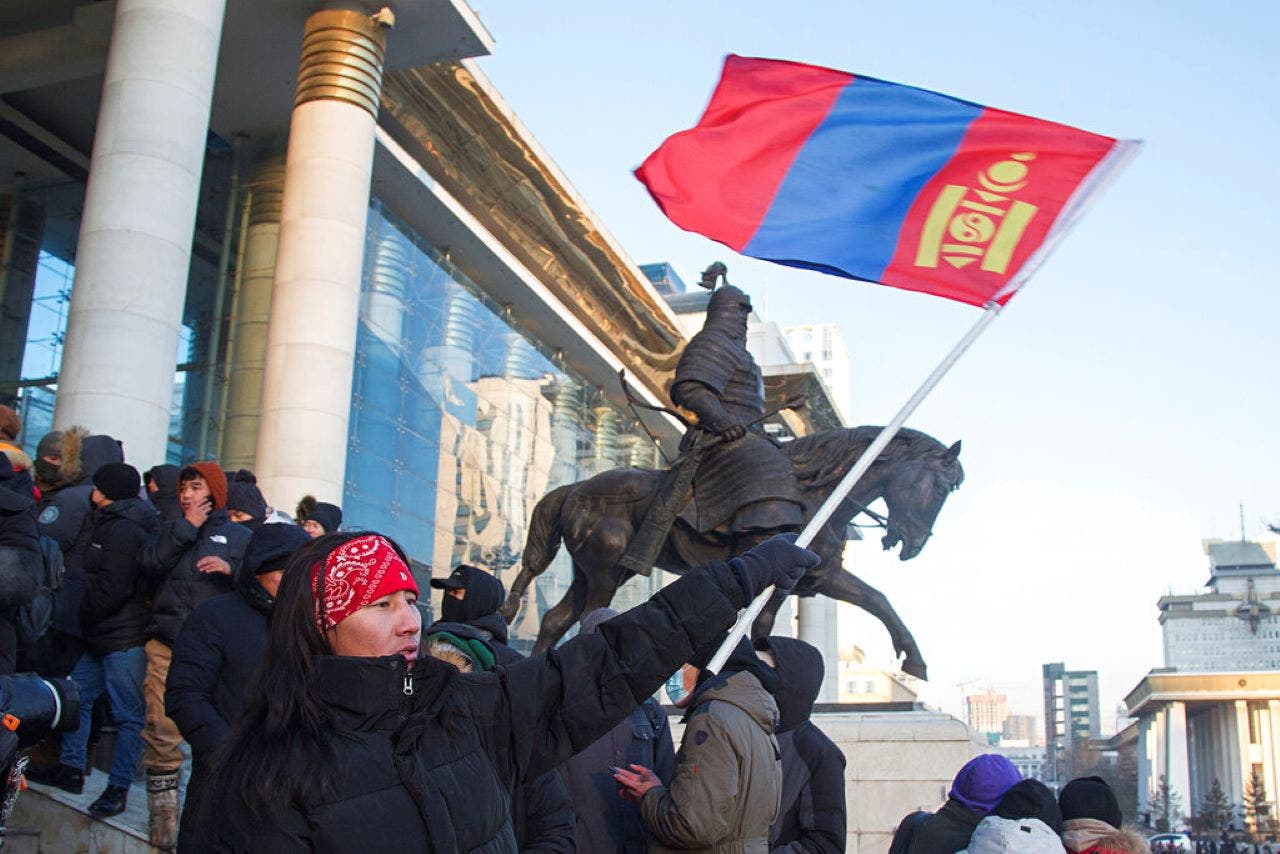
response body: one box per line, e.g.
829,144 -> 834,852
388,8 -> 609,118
227,480 -> 267,521
949,754 -> 1023,815
93,462 -> 141,501
1058,776 -> 1122,829
0,406 -> 19,442
243,523 -> 310,576
182,461 -> 228,509
992,779 -> 1063,832
307,502 -> 342,534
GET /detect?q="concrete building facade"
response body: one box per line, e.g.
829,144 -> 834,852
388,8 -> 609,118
1124,538 -> 1280,831
1160,540 -> 1280,672
0,0 -> 688,645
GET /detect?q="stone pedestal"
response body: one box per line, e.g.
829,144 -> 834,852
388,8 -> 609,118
823,710 -> 983,852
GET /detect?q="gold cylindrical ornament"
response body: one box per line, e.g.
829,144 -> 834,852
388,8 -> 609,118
295,9 -> 389,117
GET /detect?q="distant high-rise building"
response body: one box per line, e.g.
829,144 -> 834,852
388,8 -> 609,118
1043,662 -> 1101,785
1159,539 -> 1280,671
1003,713 -> 1040,746
966,689 -> 1010,736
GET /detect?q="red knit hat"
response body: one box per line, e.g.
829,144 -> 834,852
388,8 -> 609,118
182,461 -> 228,509
312,535 -> 418,630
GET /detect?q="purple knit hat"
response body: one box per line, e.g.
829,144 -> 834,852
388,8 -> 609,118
949,754 -> 1022,814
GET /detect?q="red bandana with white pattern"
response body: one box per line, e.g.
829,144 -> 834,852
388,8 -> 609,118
312,535 -> 418,630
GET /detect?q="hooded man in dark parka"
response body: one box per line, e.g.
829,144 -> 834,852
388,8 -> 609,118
756,636 -> 846,853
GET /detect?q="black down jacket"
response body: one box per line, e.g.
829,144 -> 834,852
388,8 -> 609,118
757,637 -> 846,854
80,497 -> 159,656
167,569 -> 276,854
210,560 -> 748,853
0,460 -> 39,610
38,433 -> 123,639
425,619 -> 575,853
139,509 -> 250,646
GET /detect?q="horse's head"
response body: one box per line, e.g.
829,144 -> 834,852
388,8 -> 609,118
879,440 -> 964,560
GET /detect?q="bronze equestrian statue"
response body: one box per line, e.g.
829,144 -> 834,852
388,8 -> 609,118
500,272 -> 963,678
500,423 -> 962,679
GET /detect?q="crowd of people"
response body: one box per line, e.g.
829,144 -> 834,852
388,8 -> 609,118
0,405 -> 851,852
0,404 -> 1229,854
889,756 -> 1152,853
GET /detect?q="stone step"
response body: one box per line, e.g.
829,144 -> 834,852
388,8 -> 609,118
7,767 -> 149,853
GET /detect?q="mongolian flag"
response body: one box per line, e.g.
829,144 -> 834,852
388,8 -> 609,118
635,55 -> 1137,307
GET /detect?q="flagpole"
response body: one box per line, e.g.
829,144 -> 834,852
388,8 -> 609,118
704,301 -> 1004,675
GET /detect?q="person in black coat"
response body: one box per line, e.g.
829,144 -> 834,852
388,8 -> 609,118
34,429 -> 124,677
430,563 -> 575,850
206,530 -> 820,852
167,522 -> 310,853
430,563 -> 521,662
28,463 -> 157,816
137,461 -> 250,849
755,635 -> 847,853
144,464 -> 183,523
905,754 -> 1022,854
560,607 -> 676,854
0,453 -> 40,675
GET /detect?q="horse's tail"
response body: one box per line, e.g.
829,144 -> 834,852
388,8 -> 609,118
522,484 -> 573,577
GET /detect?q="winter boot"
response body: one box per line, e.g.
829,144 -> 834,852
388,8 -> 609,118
23,761 -> 84,794
146,770 -> 180,850
89,784 -> 129,818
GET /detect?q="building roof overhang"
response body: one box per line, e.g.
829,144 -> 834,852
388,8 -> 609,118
1123,670 -> 1280,716
377,60 -> 687,409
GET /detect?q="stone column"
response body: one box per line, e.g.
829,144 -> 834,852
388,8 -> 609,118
255,8 -> 391,504
54,0 -> 226,464
1166,701 -> 1191,823
219,155 -> 286,470
797,596 -> 839,702
0,186 -> 44,396
1136,714 -> 1154,818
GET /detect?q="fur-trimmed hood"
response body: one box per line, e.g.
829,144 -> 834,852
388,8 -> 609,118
1060,818 -> 1150,853
0,441 -> 31,472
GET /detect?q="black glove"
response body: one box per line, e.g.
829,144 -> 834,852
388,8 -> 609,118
728,533 -> 820,602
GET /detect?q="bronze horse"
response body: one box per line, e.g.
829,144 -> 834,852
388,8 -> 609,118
500,426 -> 963,678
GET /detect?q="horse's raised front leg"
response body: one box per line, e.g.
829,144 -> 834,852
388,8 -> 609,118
813,569 -> 928,680
531,570 -> 588,654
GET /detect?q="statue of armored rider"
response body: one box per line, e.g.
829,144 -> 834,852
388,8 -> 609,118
618,265 -> 805,574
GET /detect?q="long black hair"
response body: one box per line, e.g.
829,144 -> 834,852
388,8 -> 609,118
210,530 -> 411,823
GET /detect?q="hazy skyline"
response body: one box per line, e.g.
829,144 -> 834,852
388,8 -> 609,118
467,1 -> 1280,722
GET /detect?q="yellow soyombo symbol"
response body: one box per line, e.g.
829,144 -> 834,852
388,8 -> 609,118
915,153 -> 1039,274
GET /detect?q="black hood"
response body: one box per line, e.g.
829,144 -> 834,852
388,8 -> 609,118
685,635 -> 778,717
78,434 -> 124,484
0,463 -> 34,511
146,464 -> 180,497
459,609 -> 509,645
425,620 -> 495,648
100,496 -> 160,529
755,636 -> 824,733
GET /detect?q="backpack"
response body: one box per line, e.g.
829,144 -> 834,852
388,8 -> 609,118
16,535 -> 64,647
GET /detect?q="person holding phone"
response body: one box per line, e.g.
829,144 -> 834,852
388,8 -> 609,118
138,461 -> 250,850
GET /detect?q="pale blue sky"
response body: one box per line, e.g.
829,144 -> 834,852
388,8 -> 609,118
468,1 -> 1280,723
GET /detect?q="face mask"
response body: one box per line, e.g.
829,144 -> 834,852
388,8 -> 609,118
664,670 -> 687,705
